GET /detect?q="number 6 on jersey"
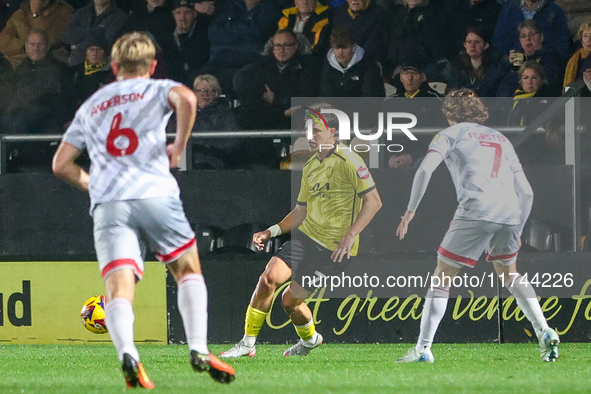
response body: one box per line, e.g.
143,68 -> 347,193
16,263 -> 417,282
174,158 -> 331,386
106,113 -> 139,157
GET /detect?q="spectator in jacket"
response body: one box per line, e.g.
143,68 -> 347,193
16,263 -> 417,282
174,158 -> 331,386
333,0 -> 388,62
62,0 -> 127,66
319,26 -> 385,97
493,0 -> 570,60
444,27 -> 509,97
0,0 -> 74,67
233,29 -> 320,130
278,0 -> 331,57
161,0 -> 210,85
120,0 -> 175,50
71,34 -> 110,107
500,20 -> 564,96
207,0 -> 281,69
563,19 -> 591,88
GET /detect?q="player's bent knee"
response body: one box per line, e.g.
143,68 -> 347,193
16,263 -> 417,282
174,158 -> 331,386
256,274 -> 278,297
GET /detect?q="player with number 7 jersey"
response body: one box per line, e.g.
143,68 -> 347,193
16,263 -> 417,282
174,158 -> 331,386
395,89 -> 559,365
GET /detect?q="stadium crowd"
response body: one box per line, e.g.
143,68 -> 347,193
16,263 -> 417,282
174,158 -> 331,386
0,0 -> 590,170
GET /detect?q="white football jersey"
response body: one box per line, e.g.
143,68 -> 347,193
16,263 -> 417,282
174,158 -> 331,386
63,78 -> 182,209
428,122 -> 523,224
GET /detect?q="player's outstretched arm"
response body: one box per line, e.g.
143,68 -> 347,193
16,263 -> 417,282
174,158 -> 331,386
166,85 -> 197,168
397,151 -> 443,240
514,170 -> 534,236
332,188 -> 382,263
52,142 -> 89,192
253,204 -> 307,251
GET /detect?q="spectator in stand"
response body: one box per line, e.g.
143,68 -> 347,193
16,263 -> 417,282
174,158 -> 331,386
333,0 -> 388,63
2,30 -> 74,171
563,19 -> 591,88
0,0 -> 74,67
3,29 -> 73,134
508,60 -> 563,164
233,29 -> 319,130
72,35 -> 110,107
444,27 -> 509,97
61,0 -> 127,67
121,0 -> 175,49
493,0 -> 570,61
207,0 -> 281,69
385,0 -> 456,82
393,62 -> 440,99
499,20 -> 565,96
160,0 -> 209,85
278,0 -> 331,57
319,26 -> 385,97
190,74 -> 242,169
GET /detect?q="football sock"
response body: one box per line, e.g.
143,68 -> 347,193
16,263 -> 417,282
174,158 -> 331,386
295,319 -> 318,346
178,274 -> 209,355
504,274 -> 549,339
417,285 -> 450,349
243,305 -> 268,346
105,298 -> 140,362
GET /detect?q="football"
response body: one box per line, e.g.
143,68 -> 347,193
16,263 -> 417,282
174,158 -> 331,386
81,295 -> 108,334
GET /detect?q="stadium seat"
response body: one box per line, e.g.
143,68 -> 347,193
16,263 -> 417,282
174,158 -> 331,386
384,83 -> 397,97
428,82 -> 447,95
192,224 -> 225,253
522,220 -> 568,252
216,223 -> 269,253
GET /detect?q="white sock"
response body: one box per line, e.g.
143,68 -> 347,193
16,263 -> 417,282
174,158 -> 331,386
417,286 -> 450,348
178,274 -> 209,354
242,334 -> 256,347
504,274 -> 549,339
105,298 -> 139,362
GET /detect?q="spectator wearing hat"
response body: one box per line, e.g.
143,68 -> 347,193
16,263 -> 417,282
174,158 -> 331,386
160,0 -> 210,85
62,0 -> 127,66
0,0 -> 75,68
71,34 -> 111,106
393,62 -> 440,99
319,26 -> 385,97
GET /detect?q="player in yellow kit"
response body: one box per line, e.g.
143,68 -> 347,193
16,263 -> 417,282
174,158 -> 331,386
221,103 -> 382,357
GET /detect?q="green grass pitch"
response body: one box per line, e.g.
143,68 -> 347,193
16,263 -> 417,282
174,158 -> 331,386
0,343 -> 590,393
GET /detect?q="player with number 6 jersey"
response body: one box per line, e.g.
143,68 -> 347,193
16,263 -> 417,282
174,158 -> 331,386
63,78 -> 182,210
395,89 -> 559,365
52,32 -> 235,388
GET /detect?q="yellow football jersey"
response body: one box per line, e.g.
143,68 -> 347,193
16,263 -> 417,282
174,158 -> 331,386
297,143 -> 376,255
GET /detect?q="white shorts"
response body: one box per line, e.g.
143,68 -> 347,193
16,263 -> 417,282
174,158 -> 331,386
93,196 -> 196,280
437,219 -> 520,269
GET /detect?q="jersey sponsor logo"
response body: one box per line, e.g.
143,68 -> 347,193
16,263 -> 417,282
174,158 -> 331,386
91,92 -> 146,116
311,183 -> 330,192
357,166 -> 370,179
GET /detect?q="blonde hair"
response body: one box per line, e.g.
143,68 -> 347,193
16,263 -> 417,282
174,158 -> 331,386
577,19 -> 591,40
441,89 -> 489,124
193,74 -> 222,98
111,32 -> 156,76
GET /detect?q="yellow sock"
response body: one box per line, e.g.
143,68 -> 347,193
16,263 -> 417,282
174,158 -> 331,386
244,305 -> 268,337
294,320 -> 316,341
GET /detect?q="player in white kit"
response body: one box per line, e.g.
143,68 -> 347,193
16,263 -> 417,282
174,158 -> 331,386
395,89 -> 559,363
52,32 -> 235,388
